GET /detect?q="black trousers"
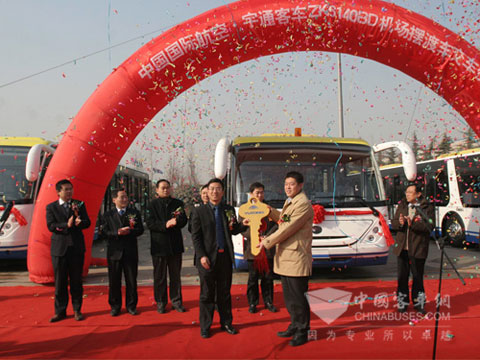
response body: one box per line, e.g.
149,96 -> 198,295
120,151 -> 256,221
152,253 -> 183,306
397,250 -> 426,308
108,252 -> 138,311
247,259 -> 274,306
198,252 -> 233,331
51,246 -> 84,315
281,275 -> 310,335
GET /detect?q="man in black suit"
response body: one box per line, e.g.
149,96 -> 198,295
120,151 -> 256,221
146,179 -> 188,314
190,178 -> 248,339
46,179 -> 91,322
100,189 -> 144,316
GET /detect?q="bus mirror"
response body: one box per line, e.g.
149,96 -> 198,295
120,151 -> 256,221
214,137 -> 230,180
26,144 -> 56,181
373,141 -> 417,181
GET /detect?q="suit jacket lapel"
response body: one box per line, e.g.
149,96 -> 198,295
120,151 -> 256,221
280,199 -> 292,217
56,202 -> 69,221
282,192 -> 304,216
114,209 -> 124,229
220,207 -> 230,237
205,204 -> 215,227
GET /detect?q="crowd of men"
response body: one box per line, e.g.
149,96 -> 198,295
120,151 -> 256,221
46,172 -> 313,346
45,172 -> 433,347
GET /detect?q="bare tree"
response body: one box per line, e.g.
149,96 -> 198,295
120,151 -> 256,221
165,154 -> 181,186
185,144 -> 199,186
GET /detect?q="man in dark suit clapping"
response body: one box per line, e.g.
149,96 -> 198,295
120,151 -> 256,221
190,178 -> 248,339
100,189 -> 144,316
46,179 -> 91,323
147,179 -> 188,314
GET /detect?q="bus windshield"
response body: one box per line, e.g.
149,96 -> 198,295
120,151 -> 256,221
0,146 -> 34,204
233,146 -> 383,208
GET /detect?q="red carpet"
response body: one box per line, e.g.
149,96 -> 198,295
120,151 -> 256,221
0,279 -> 478,359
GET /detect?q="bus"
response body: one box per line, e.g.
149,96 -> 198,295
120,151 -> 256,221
0,136 -> 150,259
100,166 -> 150,220
214,131 -> 416,269
0,137 -> 55,259
381,147 -> 480,247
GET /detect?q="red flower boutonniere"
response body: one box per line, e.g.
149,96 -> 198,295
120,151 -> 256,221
127,214 -> 136,229
71,200 -> 84,217
225,209 -> 236,230
278,214 -> 291,224
172,207 -> 183,218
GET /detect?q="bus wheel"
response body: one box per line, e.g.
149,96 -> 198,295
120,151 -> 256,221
443,213 -> 465,247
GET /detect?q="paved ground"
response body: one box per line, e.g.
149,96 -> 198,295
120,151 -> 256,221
1,229 -> 478,287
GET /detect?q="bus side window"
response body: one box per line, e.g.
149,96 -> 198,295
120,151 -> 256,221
436,166 -> 449,205
425,173 -> 436,203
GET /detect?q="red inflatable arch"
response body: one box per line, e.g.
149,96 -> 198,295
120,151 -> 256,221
28,0 -> 480,283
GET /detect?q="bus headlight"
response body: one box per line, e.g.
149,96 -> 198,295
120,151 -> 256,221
372,226 -> 379,234
367,235 -> 375,242
4,223 -> 11,230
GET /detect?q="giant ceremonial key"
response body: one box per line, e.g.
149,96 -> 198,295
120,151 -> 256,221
238,197 -> 270,257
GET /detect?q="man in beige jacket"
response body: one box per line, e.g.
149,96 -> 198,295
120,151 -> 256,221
260,171 -> 313,347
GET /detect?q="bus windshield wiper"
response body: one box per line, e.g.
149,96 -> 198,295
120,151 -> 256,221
311,196 -> 334,206
334,195 -> 380,217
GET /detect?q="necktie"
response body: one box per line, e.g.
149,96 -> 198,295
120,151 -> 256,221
214,206 -> 225,250
119,209 -> 125,216
63,202 -> 69,215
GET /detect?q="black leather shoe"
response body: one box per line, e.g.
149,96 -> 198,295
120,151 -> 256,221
397,306 -> 408,313
248,304 -> 257,313
111,309 -> 120,317
49,313 -> 66,323
201,329 -> 210,339
173,305 -> 186,313
277,328 -> 296,338
157,304 -> 166,314
289,333 -> 308,347
265,303 -> 277,313
127,308 -> 138,316
74,311 -> 84,321
221,324 -> 238,335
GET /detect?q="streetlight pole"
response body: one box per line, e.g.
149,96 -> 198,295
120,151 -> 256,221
337,53 -> 345,138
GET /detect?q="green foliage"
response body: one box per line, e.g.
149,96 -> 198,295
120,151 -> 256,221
385,148 -> 398,165
411,131 -> 420,159
423,139 -> 435,160
437,131 -> 452,155
464,127 -> 479,149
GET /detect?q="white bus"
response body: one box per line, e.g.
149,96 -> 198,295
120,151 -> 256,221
0,137 -> 55,258
0,136 -> 150,259
214,131 -> 416,269
381,147 -> 480,247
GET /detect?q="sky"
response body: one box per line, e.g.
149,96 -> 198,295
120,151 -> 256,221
1,0 -> 480,184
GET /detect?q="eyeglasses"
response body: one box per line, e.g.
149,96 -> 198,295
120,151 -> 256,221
208,187 -> 223,192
